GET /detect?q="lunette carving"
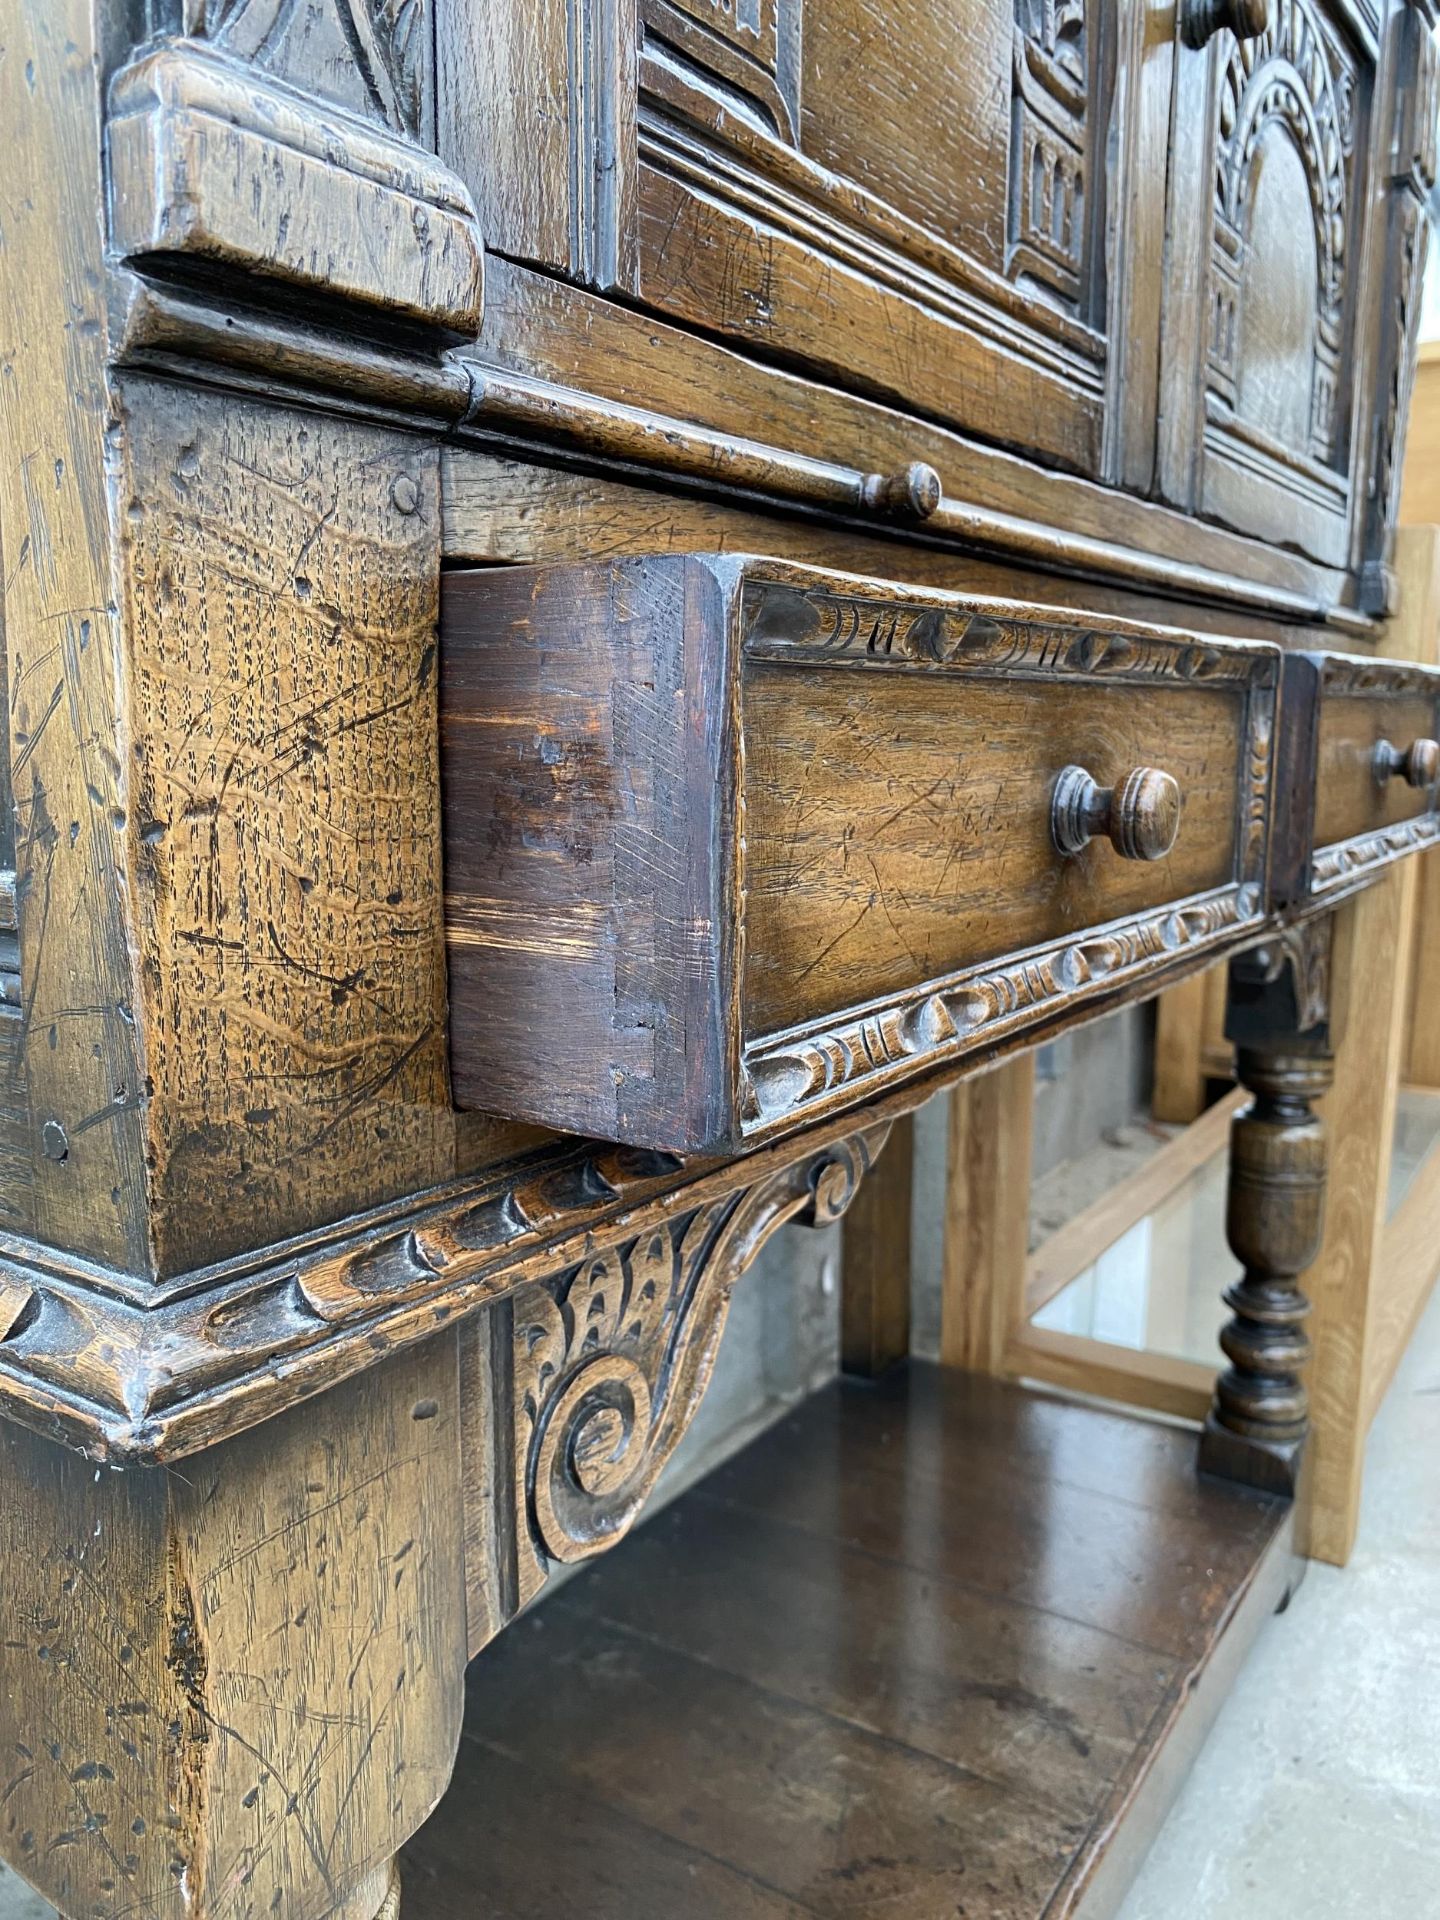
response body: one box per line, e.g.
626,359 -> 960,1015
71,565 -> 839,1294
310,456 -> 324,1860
1315,653 -> 1440,697
180,0 -> 431,139
742,581 -> 1277,687
738,577 -> 1276,1132
510,1126 -> 884,1591
0,1118 -> 895,1464
1207,0 -> 1360,464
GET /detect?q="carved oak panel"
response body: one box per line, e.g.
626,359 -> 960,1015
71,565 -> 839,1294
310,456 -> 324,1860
441,0 -> 1132,477
1162,0 -> 1382,567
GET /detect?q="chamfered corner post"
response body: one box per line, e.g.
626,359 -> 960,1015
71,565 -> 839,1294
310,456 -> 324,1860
1200,923 -> 1335,1499
0,1336 -> 469,1920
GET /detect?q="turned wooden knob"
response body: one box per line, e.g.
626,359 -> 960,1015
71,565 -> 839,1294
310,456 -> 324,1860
860,461 -> 943,521
1373,736 -> 1440,790
1180,0 -> 1271,48
1052,765 -> 1182,861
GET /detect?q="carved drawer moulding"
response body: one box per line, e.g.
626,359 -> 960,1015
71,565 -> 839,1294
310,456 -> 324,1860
441,556 -> 1280,1155
0,1115 -> 894,1468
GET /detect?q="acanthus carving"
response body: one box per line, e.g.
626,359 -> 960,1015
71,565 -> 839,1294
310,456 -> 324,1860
509,1127 -> 886,1593
1208,0 -> 1359,462
0,1123 -> 890,1464
1009,0 -> 1092,307
1231,917 -> 1333,1034
743,883 -> 1265,1129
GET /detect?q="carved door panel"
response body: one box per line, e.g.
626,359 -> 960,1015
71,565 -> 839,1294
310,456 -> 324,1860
1157,0 -> 1385,567
441,0 -> 1159,482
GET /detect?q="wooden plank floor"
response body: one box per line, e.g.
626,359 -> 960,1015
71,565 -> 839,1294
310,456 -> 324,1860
403,1365 -> 1297,1920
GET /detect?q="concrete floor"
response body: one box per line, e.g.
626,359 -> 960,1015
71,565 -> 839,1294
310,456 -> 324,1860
2,1283 -> 1436,1920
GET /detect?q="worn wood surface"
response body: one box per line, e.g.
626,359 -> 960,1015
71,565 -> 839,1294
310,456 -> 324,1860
3,1 -> 1439,1917
112,381 -> 461,1274
0,0 -> 148,1268
441,556 -> 1275,1153
0,1336 -> 468,1920
404,1364 -> 1296,1920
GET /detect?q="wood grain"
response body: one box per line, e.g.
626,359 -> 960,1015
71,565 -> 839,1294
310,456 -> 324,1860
113,380 -> 456,1274
403,1365 -> 1296,1920
442,555 -> 1275,1152
940,1054 -> 1036,1375
1302,868 -> 1416,1561
0,0 -> 149,1268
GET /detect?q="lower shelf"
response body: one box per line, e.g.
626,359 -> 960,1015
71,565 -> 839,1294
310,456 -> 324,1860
403,1365 -> 1297,1920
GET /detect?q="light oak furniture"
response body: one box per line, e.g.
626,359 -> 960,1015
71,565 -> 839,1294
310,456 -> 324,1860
2,1 -> 1439,1916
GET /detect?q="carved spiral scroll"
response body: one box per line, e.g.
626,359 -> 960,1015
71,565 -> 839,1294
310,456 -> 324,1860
513,1127 -> 888,1574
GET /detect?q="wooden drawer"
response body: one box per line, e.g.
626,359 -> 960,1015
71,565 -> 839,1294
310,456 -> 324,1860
440,559 -> 1278,1151
1274,652 -> 1440,907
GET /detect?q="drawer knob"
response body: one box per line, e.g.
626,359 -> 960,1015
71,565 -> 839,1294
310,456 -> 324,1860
1374,737 -> 1440,791
1052,765 -> 1182,862
860,461 -> 943,521
1180,0 -> 1271,48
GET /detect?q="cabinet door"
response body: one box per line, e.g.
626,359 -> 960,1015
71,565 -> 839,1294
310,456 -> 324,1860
1157,0 -> 1382,566
441,0 -> 1162,482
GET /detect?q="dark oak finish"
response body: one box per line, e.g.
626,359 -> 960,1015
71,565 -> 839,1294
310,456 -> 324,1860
1201,924 -> 1336,1497
441,557 -> 1277,1152
404,1365 -> 1298,1920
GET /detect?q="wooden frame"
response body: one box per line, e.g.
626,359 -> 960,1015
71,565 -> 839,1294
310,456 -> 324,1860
942,1078 -> 1243,1425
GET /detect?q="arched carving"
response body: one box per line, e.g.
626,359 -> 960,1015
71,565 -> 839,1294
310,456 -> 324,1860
183,0 -> 430,140
1207,0 -> 1359,463
510,1124 -> 889,1592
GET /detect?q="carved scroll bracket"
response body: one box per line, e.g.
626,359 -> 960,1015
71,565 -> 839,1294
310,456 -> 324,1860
507,1123 -> 890,1601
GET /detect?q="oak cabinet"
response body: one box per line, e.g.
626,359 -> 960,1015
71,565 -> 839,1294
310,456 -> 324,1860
440,0 -> 1436,607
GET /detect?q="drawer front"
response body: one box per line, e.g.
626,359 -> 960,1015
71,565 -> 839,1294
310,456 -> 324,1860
1302,654 -> 1440,899
441,559 -> 1277,1153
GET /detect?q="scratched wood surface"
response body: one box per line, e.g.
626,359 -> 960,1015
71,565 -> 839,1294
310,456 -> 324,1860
742,664 -> 1244,1032
111,380 -> 462,1275
403,1365 -> 1297,1920
0,1336 -> 467,1920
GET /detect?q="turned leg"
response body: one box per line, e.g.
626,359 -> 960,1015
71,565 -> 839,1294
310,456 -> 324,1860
1200,930 -> 1334,1498
0,1338 -> 467,1920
